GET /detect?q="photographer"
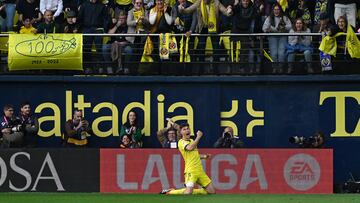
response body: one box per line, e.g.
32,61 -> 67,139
19,102 -> 39,147
0,104 -> 23,148
214,127 -> 243,148
289,131 -> 325,148
157,118 -> 181,148
64,109 -> 92,147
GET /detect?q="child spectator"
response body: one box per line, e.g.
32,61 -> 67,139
19,18 -> 37,33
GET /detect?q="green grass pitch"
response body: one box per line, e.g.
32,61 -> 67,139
1,193 -> 360,203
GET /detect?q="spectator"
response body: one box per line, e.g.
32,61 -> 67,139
103,10 -> 133,74
1,0 -> 16,32
327,0 -> 358,27
19,102 -> 39,147
0,104 -> 23,148
289,0 -> 312,26
231,0 -> 258,74
179,0 -> 232,74
120,134 -> 140,148
19,18 -> 37,33
171,0 -> 197,74
78,0 -> 110,74
315,13 -> 332,72
62,10 -> 79,33
314,12 -> 331,33
262,3 -> 292,74
35,10 -> 61,33
286,18 -> 313,73
157,118 -> 181,148
313,0 -> 328,27
139,0 -> 173,74
213,126 -> 243,148
328,15 -> 352,72
40,0 -> 64,25
111,0 -> 133,15
16,0 -> 42,29
149,0 -> 172,34
120,110 -> 143,147
127,0 -> 149,72
63,109 -> 92,147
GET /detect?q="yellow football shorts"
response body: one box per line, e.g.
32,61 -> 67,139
184,170 -> 212,188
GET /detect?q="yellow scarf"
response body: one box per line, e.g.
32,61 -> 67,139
159,33 -> 178,60
133,8 -> 145,32
200,0 -> 217,33
159,33 -> 170,60
150,6 -> 164,33
230,41 -> 241,62
180,36 -> 191,62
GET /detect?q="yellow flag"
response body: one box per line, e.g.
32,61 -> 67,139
346,24 -> 360,59
141,37 -> 154,62
263,49 -> 274,62
278,0 -> 288,12
319,35 -> 338,57
8,34 -> 83,71
319,32 -> 345,57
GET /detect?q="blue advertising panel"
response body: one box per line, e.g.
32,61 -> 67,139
0,75 -> 360,185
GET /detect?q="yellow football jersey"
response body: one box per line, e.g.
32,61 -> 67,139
178,138 -> 204,173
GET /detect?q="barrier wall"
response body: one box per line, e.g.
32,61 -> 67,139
0,149 -> 99,192
100,149 -> 333,194
0,75 -> 357,184
0,149 -> 333,193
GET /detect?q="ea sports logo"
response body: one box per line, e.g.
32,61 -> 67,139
283,154 -> 320,191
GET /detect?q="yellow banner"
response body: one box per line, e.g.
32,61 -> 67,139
8,34 -> 83,71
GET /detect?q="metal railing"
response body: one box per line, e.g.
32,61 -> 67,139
0,33 -> 359,76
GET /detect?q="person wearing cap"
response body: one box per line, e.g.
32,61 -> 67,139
62,10 -> 80,33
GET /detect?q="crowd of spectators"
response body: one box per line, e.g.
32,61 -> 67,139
0,0 -> 359,74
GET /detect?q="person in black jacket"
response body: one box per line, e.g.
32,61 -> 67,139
78,0 -> 111,74
19,102 -> 39,148
0,104 -> 23,148
231,0 -> 258,73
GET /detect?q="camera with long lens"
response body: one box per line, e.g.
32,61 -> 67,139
289,133 -> 324,148
223,132 -> 232,140
11,125 -> 22,132
289,136 -> 306,145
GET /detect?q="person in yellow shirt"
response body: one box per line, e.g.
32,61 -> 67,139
160,123 -> 216,195
19,18 -> 36,34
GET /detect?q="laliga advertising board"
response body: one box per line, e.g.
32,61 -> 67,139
100,149 -> 333,194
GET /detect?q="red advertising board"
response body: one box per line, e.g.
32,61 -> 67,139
100,149 -> 333,194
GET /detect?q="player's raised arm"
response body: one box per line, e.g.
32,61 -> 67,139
185,130 -> 203,151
